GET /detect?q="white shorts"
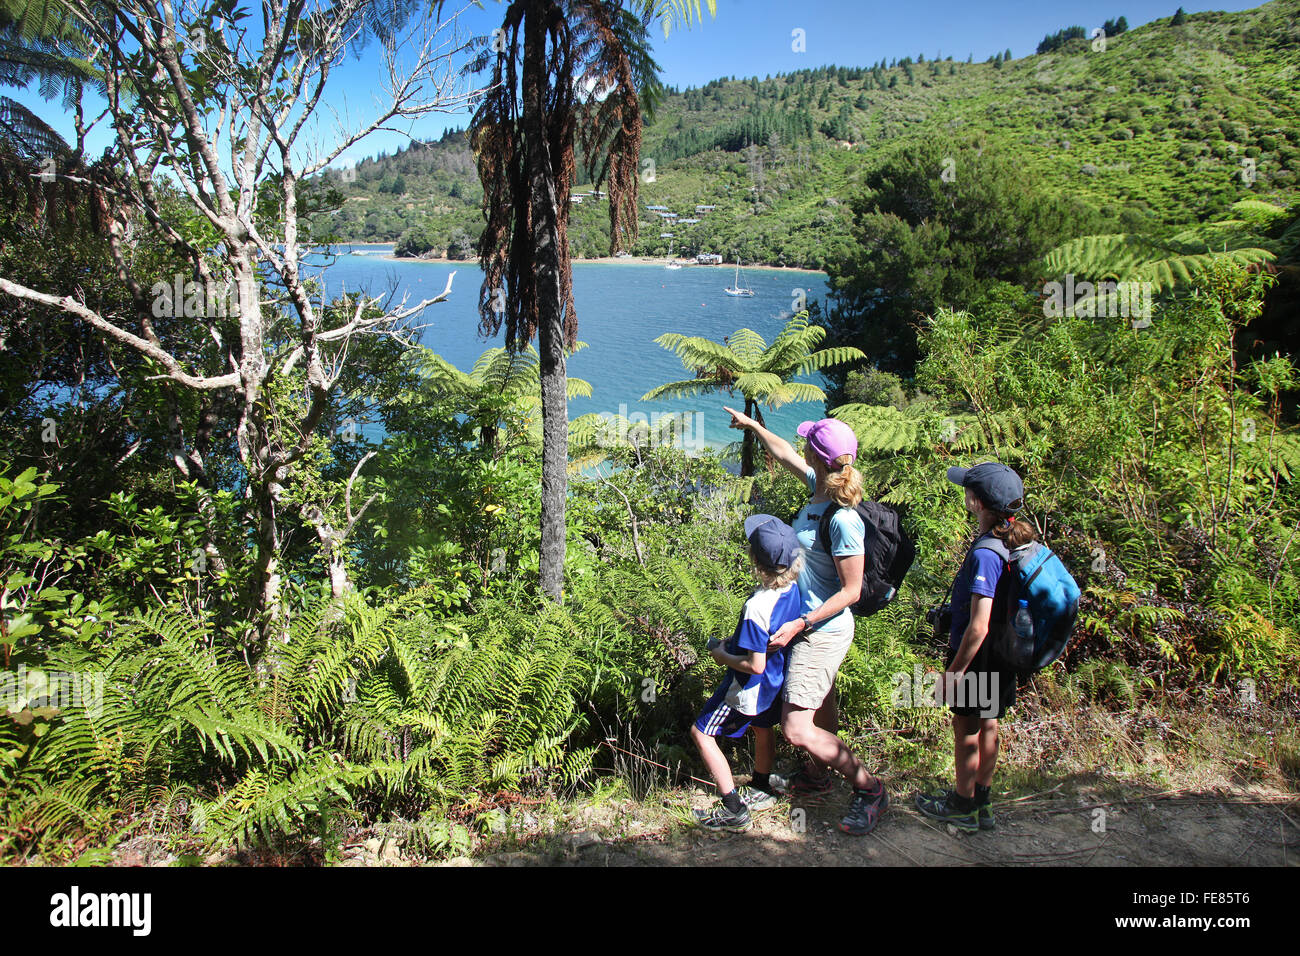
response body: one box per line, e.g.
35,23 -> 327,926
782,613 -> 854,710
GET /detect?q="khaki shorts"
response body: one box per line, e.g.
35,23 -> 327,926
782,614 -> 855,710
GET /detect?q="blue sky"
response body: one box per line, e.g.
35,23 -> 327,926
18,0 -> 1265,168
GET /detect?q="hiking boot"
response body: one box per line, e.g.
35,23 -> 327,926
915,790 -> 980,833
693,801 -> 752,833
737,785 -> 778,812
773,767 -> 835,796
940,788 -> 995,829
840,782 -> 889,835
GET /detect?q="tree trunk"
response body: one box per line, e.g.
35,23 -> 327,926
525,2 -> 567,601
303,514 -> 352,603
480,421 -> 499,460
754,405 -> 770,474
741,397 -> 755,477
228,248 -> 286,650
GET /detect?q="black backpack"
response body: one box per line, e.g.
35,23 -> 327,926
813,501 -> 917,616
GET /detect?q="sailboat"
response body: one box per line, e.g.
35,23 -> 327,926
665,241 -> 682,269
723,259 -> 754,297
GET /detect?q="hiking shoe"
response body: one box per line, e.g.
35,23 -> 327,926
737,785 -> 778,811
939,788 -> 996,830
693,801 -> 752,833
915,790 -> 980,833
773,767 -> 835,796
840,782 -> 889,835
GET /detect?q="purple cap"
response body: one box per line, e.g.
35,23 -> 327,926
797,418 -> 858,470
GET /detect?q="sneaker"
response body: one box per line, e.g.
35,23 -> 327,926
840,782 -> 889,835
773,767 -> 835,796
915,790 -> 980,833
737,785 -> 778,811
939,788 -> 995,830
693,801 -> 752,833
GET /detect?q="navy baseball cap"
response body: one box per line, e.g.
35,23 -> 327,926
946,462 -> 1025,514
744,514 -> 799,569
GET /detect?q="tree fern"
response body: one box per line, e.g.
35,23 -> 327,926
1041,231 -> 1276,309
568,410 -> 697,471
644,314 -> 864,410
0,95 -> 69,160
830,403 -> 933,454
644,312 -> 865,474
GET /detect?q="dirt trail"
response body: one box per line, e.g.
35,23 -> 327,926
463,777 -> 1299,867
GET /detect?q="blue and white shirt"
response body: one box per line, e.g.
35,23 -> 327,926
721,581 -> 803,715
791,467 -> 865,631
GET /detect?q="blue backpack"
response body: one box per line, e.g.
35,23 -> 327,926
973,534 -> 1081,675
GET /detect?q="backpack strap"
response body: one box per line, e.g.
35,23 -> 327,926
971,532 -> 1010,563
963,532 -> 1014,622
813,503 -> 844,556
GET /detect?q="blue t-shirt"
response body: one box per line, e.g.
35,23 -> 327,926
949,542 -> 1005,651
791,468 -> 865,630
721,581 -> 802,715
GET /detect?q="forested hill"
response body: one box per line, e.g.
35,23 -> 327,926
318,1 -> 1300,269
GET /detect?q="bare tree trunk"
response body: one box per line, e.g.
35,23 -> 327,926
305,518 -> 351,604
301,451 -> 377,605
228,250 -> 288,647
252,478 -> 284,644
525,2 -> 567,602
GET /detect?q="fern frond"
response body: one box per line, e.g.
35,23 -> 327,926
641,378 -> 721,402
831,403 -> 932,454
1042,232 -> 1276,297
651,333 -> 743,371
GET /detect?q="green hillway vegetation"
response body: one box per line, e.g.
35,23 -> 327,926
1,0 -> 1298,865
327,1 -> 1300,271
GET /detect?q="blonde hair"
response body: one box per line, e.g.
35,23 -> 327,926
750,545 -> 803,591
823,454 -> 864,509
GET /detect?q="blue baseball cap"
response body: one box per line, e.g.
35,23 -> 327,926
743,514 -> 799,569
946,461 -> 1025,514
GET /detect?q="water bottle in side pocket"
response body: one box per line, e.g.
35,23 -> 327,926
1009,598 -> 1035,669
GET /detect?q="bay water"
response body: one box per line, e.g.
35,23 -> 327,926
311,245 -> 834,455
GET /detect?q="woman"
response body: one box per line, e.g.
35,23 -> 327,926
723,406 -> 888,835
916,461 -> 1029,833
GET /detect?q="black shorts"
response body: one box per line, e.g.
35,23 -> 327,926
945,641 -> 1016,720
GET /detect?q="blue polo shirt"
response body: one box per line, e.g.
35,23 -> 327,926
949,543 -> 1005,651
720,581 -> 802,715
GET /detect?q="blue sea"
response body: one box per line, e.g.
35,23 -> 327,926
310,245 -> 834,453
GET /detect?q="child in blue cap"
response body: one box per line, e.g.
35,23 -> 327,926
917,461 -> 1034,833
689,514 -> 804,832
